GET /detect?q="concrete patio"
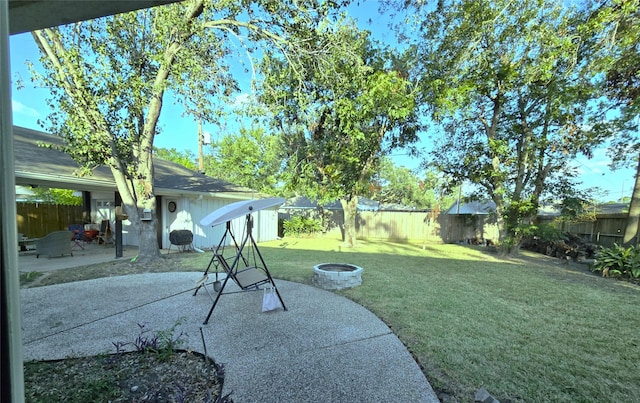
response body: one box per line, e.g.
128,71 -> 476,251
21,272 -> 440,402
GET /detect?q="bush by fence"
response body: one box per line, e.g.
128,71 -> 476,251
282,215 -> 323,237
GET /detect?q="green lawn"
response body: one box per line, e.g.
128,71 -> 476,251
21,236 -> 640,402
258,237 -> 640,402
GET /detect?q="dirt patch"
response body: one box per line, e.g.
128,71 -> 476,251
24,350 -> 229,402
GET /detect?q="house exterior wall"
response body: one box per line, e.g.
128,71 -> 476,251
254,209 -> 279,243
87,194 -> 280,249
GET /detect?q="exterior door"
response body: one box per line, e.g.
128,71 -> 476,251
163,199 -> 179,249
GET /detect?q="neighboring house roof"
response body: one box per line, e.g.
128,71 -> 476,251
280,196 -> 422,212
281,196 -> 354,210
281,196 -> 380,211
447,199 -> 630,217
537,205 -> 560,216
595,203 -> 629,215
13,126 -> 255,199
446,200 -> 496,215
529,202 -> 629,217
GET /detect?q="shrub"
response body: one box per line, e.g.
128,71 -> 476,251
282,215 -> 322,237
592,244 -> 640,279
114,319 -> 187,361
531,223 -> 565,242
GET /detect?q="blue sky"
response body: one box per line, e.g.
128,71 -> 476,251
8,2 -> 635,202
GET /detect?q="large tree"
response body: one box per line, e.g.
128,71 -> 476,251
259,22 -> 419,246
204,125 -> 284,195
580,0 -> 640,245
370,158 -> 447,209
403,0 -> 602,252
29,0 -> 348,261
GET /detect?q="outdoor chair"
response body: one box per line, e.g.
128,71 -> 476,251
94,220 -> 113,246
36,230 -> 73,258
68,224 -> 85,250
214,252 -> 270,290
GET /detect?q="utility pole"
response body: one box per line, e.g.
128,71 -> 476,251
198,118 -> 204,174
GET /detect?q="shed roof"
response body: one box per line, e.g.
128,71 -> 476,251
13,126 -> 255,199
445,200 -> 496,215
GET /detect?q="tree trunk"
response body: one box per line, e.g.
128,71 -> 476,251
340,196 -> 358,247
492,196 -> 508,251
623,156 -> 640,246
138,215 -> 161,261
114,173 -> 162,262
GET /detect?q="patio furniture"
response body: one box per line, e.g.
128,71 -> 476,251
18,234 -> 39,252
68,224 -> 85,250
194,198 -> 287,325
36,230 -> 73,258
94,220 -> 113,246
83,229 -> 99,243
169,229 -> 194,253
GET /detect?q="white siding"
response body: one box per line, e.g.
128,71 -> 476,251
190,197 -> 231,250
192,199 -> 281,249
89,193 -> 280,249
255,209 -> 279,242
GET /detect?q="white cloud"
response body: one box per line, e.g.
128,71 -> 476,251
12,99 -> 40,118
231,93 -> 252,108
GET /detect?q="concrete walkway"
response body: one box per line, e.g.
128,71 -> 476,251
18,242 -> 142,273
21,272 -> 440,402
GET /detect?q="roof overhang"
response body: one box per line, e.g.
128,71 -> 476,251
152,187 -> 257,201
15,171 -> 115,192
14,170 -> 257,200
8,0 -> 179,35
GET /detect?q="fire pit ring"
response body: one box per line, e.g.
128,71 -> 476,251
313,263 -> 363,290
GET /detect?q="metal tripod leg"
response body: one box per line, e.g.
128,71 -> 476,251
202,263 -> 234,325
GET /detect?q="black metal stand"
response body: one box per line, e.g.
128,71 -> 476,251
196,214 -> 287,325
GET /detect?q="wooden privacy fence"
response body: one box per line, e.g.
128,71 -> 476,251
16,203 -> 84,238
360,212 -> 630,246
281,207 -> 631,247
280,209 -> 443,242
439,214 -> 500,244
539,214 -> 628,248
356,210 -> 441,241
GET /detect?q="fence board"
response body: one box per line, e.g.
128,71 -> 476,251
560,214 -> 628,247
16,203 -> 84,238
279,207 -> 632,247
356,211 -> 441,241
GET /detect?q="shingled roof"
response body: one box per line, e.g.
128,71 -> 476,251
446,200 -> 496,215
13,126 -> 255,198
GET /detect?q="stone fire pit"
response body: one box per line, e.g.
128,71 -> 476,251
313,263 -> 363,290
